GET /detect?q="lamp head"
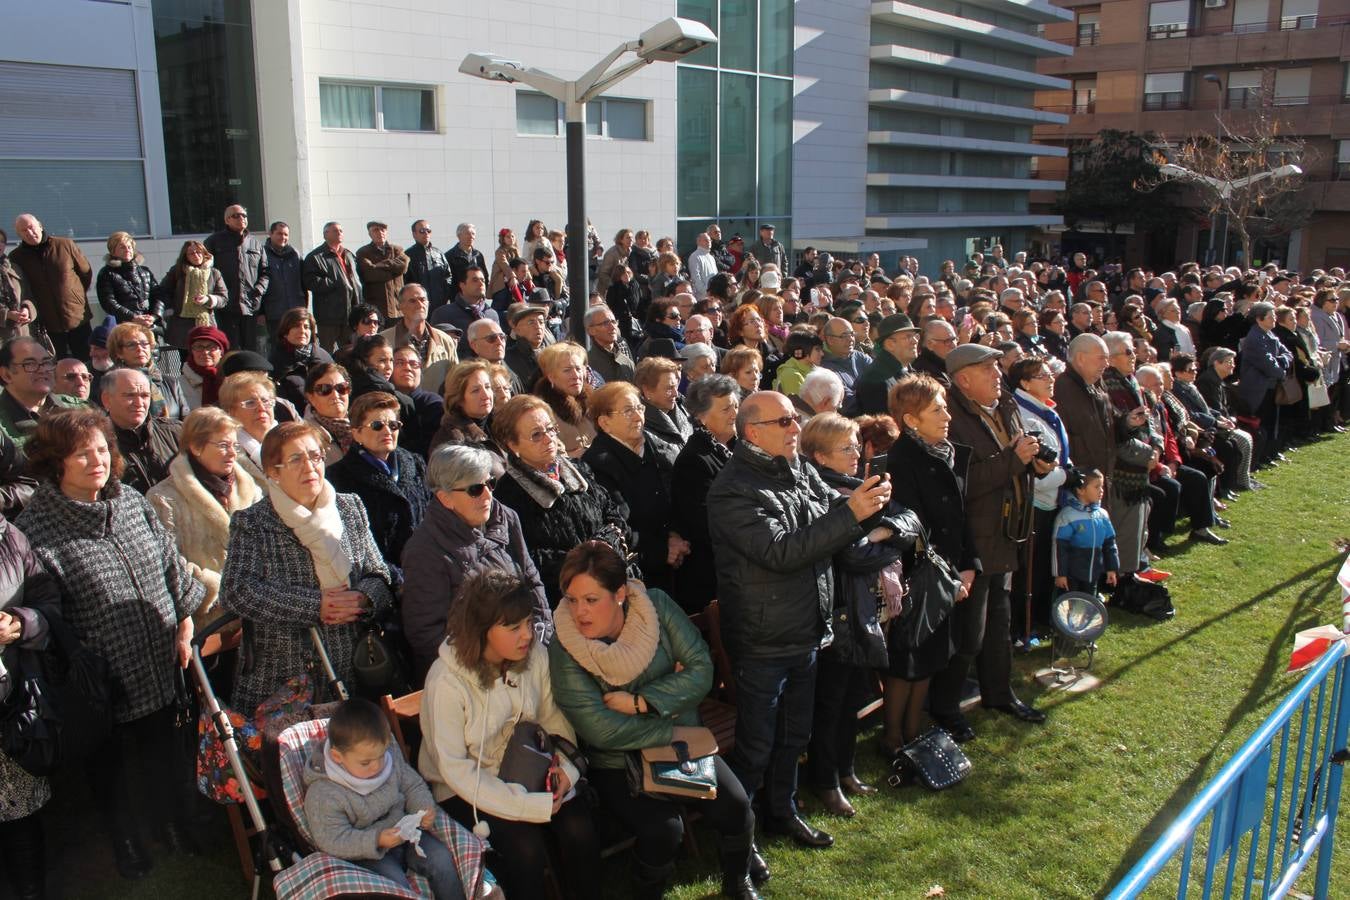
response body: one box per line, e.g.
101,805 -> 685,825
459,53 -> 526,82
636,16 -> 717,62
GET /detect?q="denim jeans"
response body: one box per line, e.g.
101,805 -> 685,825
728,649 -> 817,819
358,832 -> 465,900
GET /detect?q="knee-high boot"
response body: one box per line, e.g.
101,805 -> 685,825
719,829 -> 762,899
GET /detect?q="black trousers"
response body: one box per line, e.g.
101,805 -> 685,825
85,703 -> 195,837
806,654 -> 873,788
50,321 -> 92,364
930,571 -> 1014,718
216,308 -> 263,354
1148,465 -> 1214,546
1012,507 -> 1057,640
589,759 -> 752,866
441,793 -> 599,900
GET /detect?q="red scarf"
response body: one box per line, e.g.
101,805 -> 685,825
186,359 -> 222,405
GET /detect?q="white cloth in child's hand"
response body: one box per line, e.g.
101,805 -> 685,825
395,811 -> 428,857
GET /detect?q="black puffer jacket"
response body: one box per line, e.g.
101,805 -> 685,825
886,433 -> 980,576
582,430 -> 674,593
669,426 -> 730,613
400,498 -> 549,682
492,454 -> 635,607
813,464 -> 921,669
261,242 -> 304,322
325,446 -> 430,578
96,260 -> 163,334
706,441 -> 866,660
203,229 -> 269,315
643,400 -> 693,466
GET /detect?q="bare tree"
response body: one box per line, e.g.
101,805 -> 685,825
1139,83 -> 1315,266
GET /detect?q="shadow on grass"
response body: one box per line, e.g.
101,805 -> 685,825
1095,553 -> 1344,893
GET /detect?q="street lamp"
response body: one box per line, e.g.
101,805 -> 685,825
1157,162 -> 1303,266
460,17 -> 717,340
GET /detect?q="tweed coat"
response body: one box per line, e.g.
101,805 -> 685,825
17,481 -> 204,723
219,492 -> 393,716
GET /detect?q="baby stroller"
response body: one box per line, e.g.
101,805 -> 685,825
268,717 -> 495,899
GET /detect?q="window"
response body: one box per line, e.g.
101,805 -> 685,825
1337,141 -> 1350,180
1280,0 -> 1317,30
1148,0 -> 1191,38
1231,0 -> 1269,33
320,81 -> 435,132
1226,70 -> 1263,108
1073,78 -> 1097,114
1077,10 -> 1101,45
517,93 -> 649,140
0,62 -> 148,239
1143,72 -> 1187,109
719,73 -> 756,217
1273,67 -> 1310,105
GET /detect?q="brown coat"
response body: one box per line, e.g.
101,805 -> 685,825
8,236 -> 92,332
944,386 -> 1033,574
1053,366 -> 1116,483
355,242 -> 409,319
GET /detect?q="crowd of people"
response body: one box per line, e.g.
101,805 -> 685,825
0,204 -> 1347,900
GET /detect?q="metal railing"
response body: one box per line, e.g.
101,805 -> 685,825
1051,12 -> 1350,43
1108,639 -> 1350,899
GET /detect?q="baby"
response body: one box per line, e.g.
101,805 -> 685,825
303,698 -> 465,900
1053,467 -> 1120,596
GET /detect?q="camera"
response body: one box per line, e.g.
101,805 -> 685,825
1034,443 -> 1059,464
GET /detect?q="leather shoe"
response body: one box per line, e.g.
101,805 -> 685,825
1223,491 -> 1240,502
933,713 -> 976,743
840,773 -> 877,796
749,842 -> 770,885
764,814 -> 834,848
985,698 -> 1047,725
112,836 -> 151,880
156,820 -> 202,856
1214,516 -> 1232,529
817,787 -> 856,818
1247,480 -> 1268,491
1191,528 -> 1229,545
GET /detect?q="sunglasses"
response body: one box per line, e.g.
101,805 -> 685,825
751,414 -> 801,429
311,382 -> 351,397
363,418 -> 402,432
450,478 -> 497,498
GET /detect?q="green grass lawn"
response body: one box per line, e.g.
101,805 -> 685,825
43,432 -> 1350,899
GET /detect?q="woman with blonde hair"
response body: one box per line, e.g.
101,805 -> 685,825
97,231 -> 163,337
160,240 -> 226,349
107,321 -> 186,420
431,359 -> 500,457
146,405 -> 261,625
220,371 -> 278,483
533,342 -> 595,457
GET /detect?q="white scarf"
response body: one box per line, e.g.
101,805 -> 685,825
267,478 -> 352,590
323,740 -> 394,796
553,582 -> 660,687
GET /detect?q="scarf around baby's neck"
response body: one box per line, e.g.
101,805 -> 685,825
323,740 -> 394,796
266,478 -> 352,590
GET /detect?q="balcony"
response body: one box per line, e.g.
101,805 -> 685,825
866,213 -> 1064,231
1077,24 -> 1100,46
870,44 -> 1070,91
1048,11 -> 1350,44
871,1 -> 1073,58
867,130 -> 1068,158
1147,23 -> 1190,40
867,173 -> 1066,191
1143,93 -> 1188,111
871,88 -> 1069,124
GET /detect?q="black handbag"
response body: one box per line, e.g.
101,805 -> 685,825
350,616 -> 409,701
498,721 -> 579,793
0,610 -> 113,776
895,528 -> 960,649
888,725 -> 972,791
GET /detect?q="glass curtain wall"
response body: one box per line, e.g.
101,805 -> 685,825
152,0 -> 265,234
676,0 -> 793,259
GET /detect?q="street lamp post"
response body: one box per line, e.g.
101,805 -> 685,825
460,18 -> 717,341
1157,162 -> 1303,268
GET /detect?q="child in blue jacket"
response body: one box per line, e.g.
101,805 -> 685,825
1053,468 -> 1119,595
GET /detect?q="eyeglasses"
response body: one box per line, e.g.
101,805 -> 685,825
206,440 -> 240,454
236,397 -> 276,411
826,331 -> 853,340
62,371 -> 92,382
608,405 -> 645,418
277,449 -> 325,470
362,418 -> 402,432
395,356 -> 422,368
226,212 -> 248,219
665,313 -> 682,322
417,228 -> 432,234
361,317 -> 380,326
16,358 -> 56,373
311,381 -> 351,397
477,332 -> 507,344
704,305 -> 723,313
121,340 -> 152,350
751,415 -> 801,429
450,478 -> 497,498
836,443 -> 862,456
524,425 -> 560,444
191,342 -> 222,354
1027,372 -> 1054,382
590,318 -> 618,327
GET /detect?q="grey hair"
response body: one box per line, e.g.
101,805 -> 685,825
799,367 -> 844,410
1000,287 -> 1023,303
1102,331 -> 1134,356
680,343 -> 717,377
425,443 -> 494,494
1067,332 -> 1108,360
583,305 -> 613,327
100,367 -> 149,395
1250,301 -> 1276,320
1207,347 -> 1237,366
922,318 -> 956,343
1134,365 -> 1162,386
456,222 -> 474,236
685,374 -> 738,419
466,319 -> 499,341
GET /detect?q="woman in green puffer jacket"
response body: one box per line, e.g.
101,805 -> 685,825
548,541 -> 759,900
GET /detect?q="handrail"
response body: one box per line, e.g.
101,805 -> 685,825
1107,639 -> 1348,897
1049,12 -> 1350,44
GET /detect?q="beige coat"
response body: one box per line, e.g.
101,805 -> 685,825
146,453 -> 261,624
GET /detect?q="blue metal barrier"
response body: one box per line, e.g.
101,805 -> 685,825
1109,640 -> 1350,899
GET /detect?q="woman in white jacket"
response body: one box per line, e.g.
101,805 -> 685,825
420,568 -> 600,899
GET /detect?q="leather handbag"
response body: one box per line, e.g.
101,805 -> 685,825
626,725 -> 719,801
350,617 -> 409,701
1275,373 -> 1303,406
497,721 -> 555,792
888,725 -> 972,791
895,527 -> 960,649
0,610 -> 113,776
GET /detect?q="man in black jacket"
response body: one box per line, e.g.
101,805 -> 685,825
707,391 -> 891,851
203,204 -> 269,354
445,222 -> 488,289
302,222 -> 361,350
405,219 -> 453,311
261,222 -> 304,345
101,368 -> 182,495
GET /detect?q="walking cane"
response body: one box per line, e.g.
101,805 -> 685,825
1023,527 -> 1036,647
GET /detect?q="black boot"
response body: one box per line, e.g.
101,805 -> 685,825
719,830 -> 762,899
110,828 -> 152,880
0,814 -> 46,900
633,857 -> 675,900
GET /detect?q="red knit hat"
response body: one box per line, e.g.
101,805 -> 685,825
186,325 -> 230,352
